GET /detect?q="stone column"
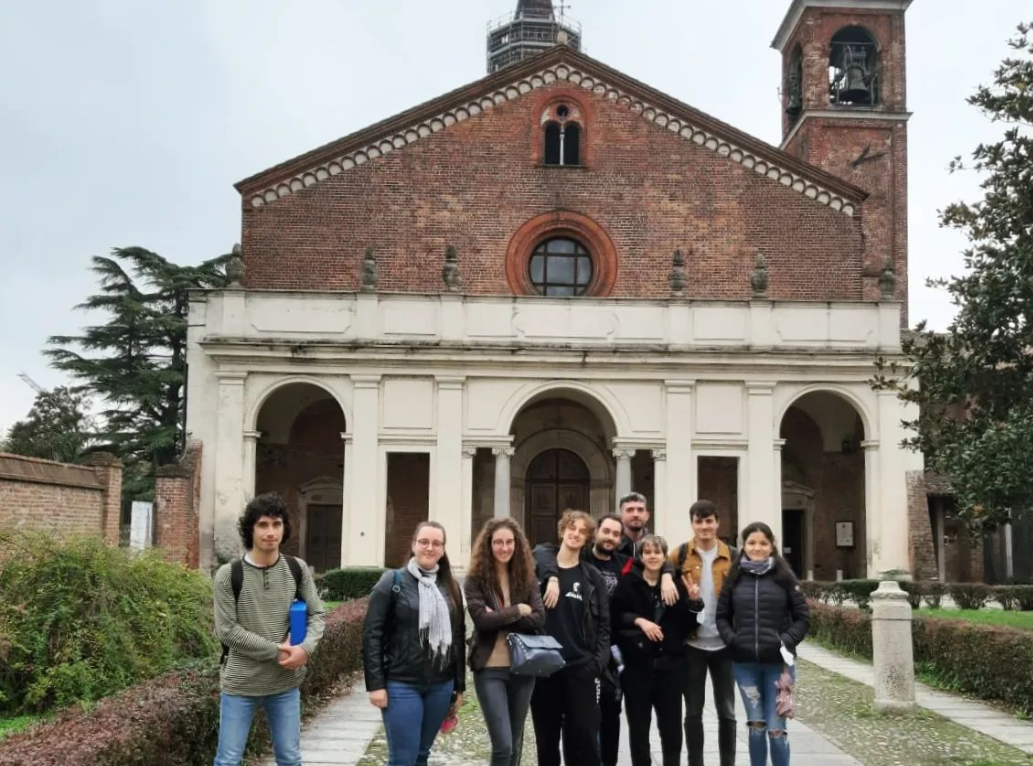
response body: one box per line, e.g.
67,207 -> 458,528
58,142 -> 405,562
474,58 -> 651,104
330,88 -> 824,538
933,498 -> 946,583
348,376 -> 381,566
877,390 -> 912,574
493,447 -> 515,519
612,448 -> 634,510
434,377 -> 465,543
340,432 -> 353,568
213,371 -> 247,560
747,383 -> 779,542
652,449 -> 667,523
242,430 -> 261,501
461,447 -> 477,567
664,381 -> 695,544
872,580 -> 916,713
863,439 -> 881,576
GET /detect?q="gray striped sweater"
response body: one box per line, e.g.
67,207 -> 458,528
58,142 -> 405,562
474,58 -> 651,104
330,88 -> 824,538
214,555 -> 326,696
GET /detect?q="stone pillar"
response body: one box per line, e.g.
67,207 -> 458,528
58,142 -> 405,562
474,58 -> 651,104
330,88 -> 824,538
863,440 -> 881,576
434,377 -> 465,544
349,376 -> 381,565
612,448 -> 634,510
652,449 -> 667,523
664,381 -> 695,544
878,390 -> 912,574
872,580 -> 916,713
154,460 -> 198,567
461,447 -> 477,567
213,371 -> 247,560
242,430 -> 261,501
82,452 -> 123,546
1005,520 -> 1015,581
340,432 -> 353,567
933,499 -> 946,583
493,447 -> 515,519
747,383 -> 779,542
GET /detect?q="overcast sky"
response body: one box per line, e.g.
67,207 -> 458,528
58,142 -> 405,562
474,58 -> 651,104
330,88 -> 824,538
0,0 -> 1027,436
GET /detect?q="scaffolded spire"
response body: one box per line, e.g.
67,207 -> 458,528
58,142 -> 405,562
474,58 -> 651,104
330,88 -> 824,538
487,0 -> 581,73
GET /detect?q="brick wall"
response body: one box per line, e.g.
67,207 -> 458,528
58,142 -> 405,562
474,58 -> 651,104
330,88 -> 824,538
907,471 -> 938,580
240,79 -> 867,302
385,453 -> 430,568
0,452 -> 122,542
697,457 -> 739,546
154,443 -> 201,568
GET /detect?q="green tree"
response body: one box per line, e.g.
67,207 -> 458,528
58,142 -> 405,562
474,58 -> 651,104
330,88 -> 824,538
875,22 -> 1033,530
47,247 -> 228,498
0,386 -> 94,463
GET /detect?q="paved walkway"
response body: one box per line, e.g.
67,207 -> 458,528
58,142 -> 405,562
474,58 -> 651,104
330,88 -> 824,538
798,643 -> 1033,755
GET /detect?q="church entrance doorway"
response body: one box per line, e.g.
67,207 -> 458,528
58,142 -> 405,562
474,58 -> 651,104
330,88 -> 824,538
525,448 -> 589,548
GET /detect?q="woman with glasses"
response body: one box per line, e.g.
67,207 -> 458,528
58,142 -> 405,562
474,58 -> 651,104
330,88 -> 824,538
464,518 -> 546,766
362,521 -> 466,766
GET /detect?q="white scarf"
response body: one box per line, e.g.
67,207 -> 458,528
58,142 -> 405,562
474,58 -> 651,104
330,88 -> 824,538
406,557 -> 453,666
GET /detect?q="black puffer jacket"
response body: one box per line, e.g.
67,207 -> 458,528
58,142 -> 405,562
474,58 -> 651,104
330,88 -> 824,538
362,567 -> 466,692
715,559 -> 809,664
611,561 -> 703,666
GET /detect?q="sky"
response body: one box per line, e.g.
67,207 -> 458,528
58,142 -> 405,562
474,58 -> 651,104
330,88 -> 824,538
0,0 -> 1028,436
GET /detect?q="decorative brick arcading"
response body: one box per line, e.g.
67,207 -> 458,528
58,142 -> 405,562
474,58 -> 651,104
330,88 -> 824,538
246,65 -> 857,217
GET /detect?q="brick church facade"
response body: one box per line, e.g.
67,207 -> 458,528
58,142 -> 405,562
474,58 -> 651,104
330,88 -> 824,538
187,0 -> 931,578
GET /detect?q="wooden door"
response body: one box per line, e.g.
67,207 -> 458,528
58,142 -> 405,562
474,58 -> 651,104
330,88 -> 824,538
306,504 -> 342,573
525,449 -> 589,548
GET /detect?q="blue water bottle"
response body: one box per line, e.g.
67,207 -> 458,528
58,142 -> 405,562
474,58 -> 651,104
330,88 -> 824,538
289,599 -> 307,646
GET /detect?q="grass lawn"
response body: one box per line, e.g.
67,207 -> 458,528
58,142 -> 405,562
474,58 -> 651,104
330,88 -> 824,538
0,715 -> 39,740
324,600 -> 343,610
915,608 -> 1033,631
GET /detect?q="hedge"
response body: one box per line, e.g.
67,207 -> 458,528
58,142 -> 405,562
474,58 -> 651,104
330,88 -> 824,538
801,580 -> 1032,612
809,602 -> 1033,716
0,599 -> 369,766
321,566 -> 387,601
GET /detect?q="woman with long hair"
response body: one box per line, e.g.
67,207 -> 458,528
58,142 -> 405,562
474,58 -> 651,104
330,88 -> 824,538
715,522 -> 809,766
362,521 -> 466,766
464,518 -> 546,766
611,534 -> 702,766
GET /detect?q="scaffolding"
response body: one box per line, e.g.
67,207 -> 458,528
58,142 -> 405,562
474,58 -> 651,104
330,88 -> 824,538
486,9 -> 582,73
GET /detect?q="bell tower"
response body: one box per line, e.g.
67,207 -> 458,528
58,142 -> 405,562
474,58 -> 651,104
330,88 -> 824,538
487,0 -> 582,74
773,0 -> 911,306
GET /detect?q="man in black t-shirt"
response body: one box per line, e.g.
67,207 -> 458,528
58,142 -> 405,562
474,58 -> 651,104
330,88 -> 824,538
531,510 -> 610,766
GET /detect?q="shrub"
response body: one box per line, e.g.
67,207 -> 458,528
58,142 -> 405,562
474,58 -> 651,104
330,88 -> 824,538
0,533 -> 217,714
321,567 -> 387,601
0,599 -> 369,766
808,603 -> 1033,717
838,579 -> 881,611
899,581 -> 923,609
1010,585 -> 1033,611
948,583 -> 991,610
921,582 -> 946,609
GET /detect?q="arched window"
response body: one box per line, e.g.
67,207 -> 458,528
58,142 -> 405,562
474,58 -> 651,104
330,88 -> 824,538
542,102 -> 582,166
528,237 -> 593,296
829,26 -> 879,106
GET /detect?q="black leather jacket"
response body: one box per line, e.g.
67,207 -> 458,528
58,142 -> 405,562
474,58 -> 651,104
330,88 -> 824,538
715,561 -> 809,664
532,543 -> 611,675
362,568 -> 466,692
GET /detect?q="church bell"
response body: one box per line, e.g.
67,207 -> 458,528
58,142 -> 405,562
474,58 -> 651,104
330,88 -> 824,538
835,44 -> 872,103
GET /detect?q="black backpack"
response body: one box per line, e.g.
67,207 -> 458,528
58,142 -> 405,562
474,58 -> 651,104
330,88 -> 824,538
221,555 -> 304,664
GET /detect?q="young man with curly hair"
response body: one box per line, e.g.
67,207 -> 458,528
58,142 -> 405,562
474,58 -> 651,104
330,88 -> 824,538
212,493 -> 326,766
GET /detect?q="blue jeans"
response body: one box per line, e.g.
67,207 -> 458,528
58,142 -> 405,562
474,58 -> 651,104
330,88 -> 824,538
733,663 -> 793,766
382,679 -> 456,766
213,686 -> 302,766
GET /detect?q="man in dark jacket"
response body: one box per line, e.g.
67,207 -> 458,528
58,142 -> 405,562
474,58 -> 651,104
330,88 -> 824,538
530,509 -> 611,766
616,492 -> 651,559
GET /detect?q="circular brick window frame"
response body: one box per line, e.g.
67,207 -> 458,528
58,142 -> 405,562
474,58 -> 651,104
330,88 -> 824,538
505,211 -> 618,297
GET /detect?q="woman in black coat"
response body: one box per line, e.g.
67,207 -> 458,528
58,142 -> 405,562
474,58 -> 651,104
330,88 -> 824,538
715,522 -> 808,766
611,535 -> 703,766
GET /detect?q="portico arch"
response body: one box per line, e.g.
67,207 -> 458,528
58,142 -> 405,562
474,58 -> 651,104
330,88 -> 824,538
498,380 -> 626,438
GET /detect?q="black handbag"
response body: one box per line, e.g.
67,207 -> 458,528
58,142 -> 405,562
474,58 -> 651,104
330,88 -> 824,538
506,632 -> 566,677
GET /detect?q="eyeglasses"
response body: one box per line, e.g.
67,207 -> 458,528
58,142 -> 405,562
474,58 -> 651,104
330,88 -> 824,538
416,539 -> 444,550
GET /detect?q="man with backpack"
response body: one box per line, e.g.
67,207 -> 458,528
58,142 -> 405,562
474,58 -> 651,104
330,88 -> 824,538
213,493 -> 326,766
668,500 -> 737,766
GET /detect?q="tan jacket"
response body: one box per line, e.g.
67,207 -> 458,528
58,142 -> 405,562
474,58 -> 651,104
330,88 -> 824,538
667,539 -> 736,600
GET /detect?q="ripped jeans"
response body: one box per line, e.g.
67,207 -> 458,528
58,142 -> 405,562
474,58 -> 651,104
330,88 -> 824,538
733,662 -> 794,766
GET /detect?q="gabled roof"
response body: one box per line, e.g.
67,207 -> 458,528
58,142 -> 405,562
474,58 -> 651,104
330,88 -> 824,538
237,46 -> 867,216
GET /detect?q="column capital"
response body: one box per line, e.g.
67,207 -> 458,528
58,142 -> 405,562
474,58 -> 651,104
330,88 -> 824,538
215,371 -> 247,384
492,446 -> 516,458
612,448 -> 635,460
664,379 -> 696,394
340,432 -> 354,444
652,449 -> 667,461
351,375 -> 382,389
435,376 -> 466,390
243,430 -> 263,442
746,381 -> 777,394
861,439 -> 880,452
773,438 -> 787,451
462,446 -> 479,458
